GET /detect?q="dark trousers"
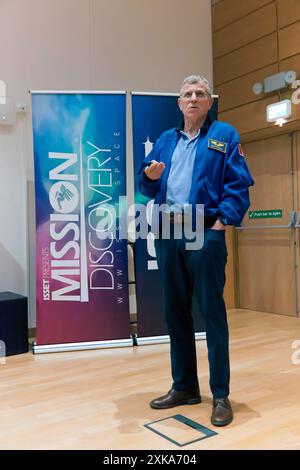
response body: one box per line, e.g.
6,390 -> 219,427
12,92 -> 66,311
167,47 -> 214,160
154,227 -> 230,398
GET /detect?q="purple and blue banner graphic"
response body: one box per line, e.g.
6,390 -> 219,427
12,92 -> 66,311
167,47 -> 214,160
132,93 -> 181,339
132,93 -> 219,340
32,92 -> 130,347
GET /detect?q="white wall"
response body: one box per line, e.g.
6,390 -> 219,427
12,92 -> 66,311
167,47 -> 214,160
0,0 -> 212,326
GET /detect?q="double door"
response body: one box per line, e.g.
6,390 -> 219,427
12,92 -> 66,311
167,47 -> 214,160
237,132 -> 300,316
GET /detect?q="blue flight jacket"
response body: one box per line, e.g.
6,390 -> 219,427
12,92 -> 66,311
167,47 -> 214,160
138,117 -> 254,226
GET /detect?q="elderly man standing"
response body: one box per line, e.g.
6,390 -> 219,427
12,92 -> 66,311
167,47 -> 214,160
138,75 -> 254,426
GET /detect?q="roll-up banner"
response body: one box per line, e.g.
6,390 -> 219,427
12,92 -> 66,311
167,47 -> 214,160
31,91 -> 131,353
132,93 -> 218,344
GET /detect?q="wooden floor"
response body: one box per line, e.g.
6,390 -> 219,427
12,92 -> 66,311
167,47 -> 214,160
0,308 -> 300,450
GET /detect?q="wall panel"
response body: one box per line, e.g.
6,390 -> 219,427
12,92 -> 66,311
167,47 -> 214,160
212,0 -> 272,31
279,21 -> 300,60
214,33 -> 277,85
212,0 -> 300,314
213,3 -> 276,58
278,0 -> 300,28
279,54 -> 300,79
215,64 -> 278,112
281,89 -> 300,121
219,96 -> 279,135
220,91 -> 300,137
212,0 -> 300,140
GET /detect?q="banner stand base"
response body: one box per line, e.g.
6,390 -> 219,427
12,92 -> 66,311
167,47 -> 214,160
32,337 -> 133,354
136,332 -> 206,346
32,333 -> 206,353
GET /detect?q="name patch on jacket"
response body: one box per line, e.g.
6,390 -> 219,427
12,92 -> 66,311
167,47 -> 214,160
208,138 -> 227,153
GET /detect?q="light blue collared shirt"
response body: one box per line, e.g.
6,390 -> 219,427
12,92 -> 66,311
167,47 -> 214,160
166,130 -> 200,212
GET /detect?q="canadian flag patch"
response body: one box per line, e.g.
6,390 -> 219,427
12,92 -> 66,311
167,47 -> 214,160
238,143 -> 245,157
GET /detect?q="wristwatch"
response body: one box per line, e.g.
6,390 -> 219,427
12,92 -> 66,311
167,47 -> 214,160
218,216 -> 229,226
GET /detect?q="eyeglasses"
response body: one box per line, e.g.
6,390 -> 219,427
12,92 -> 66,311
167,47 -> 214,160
181,90 -> 209,100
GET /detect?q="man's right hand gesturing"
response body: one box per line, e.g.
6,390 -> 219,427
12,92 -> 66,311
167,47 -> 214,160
144,160 -> 166,180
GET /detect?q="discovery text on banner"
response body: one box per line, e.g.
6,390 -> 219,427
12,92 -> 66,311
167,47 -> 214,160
32,92 -> 130,346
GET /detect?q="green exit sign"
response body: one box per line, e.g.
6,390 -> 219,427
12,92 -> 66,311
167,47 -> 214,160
248,209 -> 282,219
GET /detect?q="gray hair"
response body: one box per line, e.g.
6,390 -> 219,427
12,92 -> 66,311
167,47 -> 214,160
180,74 -> 212,96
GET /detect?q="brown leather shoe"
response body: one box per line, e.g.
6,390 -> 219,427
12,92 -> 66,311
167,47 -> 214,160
150,387 -> 201,409
211,398 -> 233,426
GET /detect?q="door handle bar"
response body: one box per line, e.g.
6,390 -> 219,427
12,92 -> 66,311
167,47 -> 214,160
235,211 -> 296,230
